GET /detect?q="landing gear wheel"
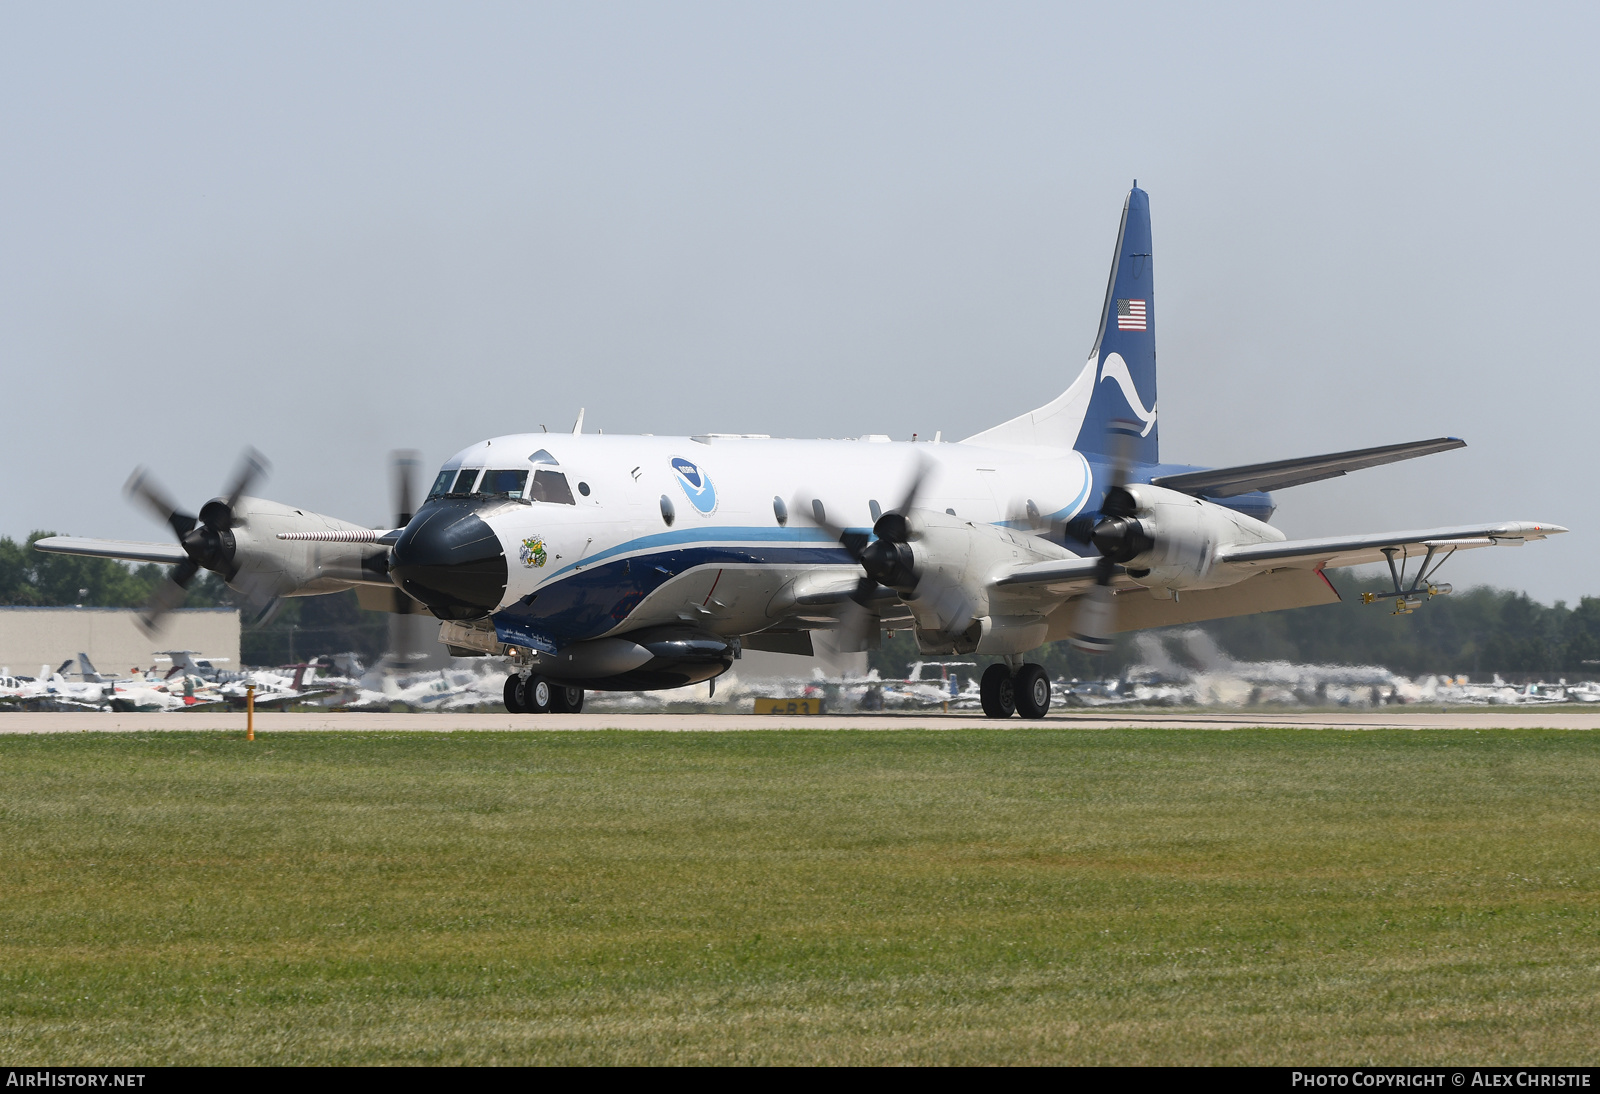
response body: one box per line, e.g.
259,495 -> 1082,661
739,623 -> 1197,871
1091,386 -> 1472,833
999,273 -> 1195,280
1013,663 -> 1051,719
521,675 -> 553,714
503,674 -> 524,713
980,663 -> 1016,719
550,684 -> 585,714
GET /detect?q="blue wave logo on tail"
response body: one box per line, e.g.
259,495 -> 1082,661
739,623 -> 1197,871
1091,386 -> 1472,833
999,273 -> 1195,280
1098,353 -> 1157,437
670,457 -> 718,515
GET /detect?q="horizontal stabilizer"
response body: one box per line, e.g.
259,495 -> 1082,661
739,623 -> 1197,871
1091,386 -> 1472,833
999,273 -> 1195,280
32,537 -> 188,565
1151,437 -> 1466,498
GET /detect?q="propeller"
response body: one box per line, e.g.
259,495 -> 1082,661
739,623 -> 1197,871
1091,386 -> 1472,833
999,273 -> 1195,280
1065,422 -> 1151,653
383,450 -> 430,675
387,450 -> 422,616
125,448 -> 270,633
798,455 -> 931,649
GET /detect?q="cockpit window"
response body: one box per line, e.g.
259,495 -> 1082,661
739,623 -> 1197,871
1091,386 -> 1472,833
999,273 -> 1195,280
528,469 -> 576,505
478,469 -> 529,498
529,449 -> 558,465
427,464 -> 571,503
428,469 -> 456,497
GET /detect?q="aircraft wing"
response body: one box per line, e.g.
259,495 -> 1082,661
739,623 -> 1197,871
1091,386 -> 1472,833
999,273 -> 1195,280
990,520 -> 1564,605
1151,437 -> 1466,498
32,536 -> 187,565
1214,521 -> 1566,575
243,691 -> 307,707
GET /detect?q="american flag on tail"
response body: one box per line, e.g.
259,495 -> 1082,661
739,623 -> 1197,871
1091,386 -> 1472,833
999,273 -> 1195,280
1116,298 -> 1147,331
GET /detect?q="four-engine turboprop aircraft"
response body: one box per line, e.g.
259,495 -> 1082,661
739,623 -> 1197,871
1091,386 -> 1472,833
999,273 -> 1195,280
36,184 -> 1566,718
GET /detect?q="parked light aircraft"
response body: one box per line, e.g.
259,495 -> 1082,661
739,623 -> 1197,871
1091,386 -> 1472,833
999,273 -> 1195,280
36,184 -> 1565,718
2,662 -> 109,710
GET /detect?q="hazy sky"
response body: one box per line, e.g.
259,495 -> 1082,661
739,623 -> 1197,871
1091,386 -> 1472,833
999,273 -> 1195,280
2,3 -> 1594,602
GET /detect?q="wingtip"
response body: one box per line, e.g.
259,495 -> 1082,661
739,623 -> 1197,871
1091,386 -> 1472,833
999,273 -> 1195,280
1502,522 -> 1569,538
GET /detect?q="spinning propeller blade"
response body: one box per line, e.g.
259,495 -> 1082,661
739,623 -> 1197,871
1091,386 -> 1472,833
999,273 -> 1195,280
795,454 -> 932,650
125,468 -> 196,540
389,450 -> 422,615
382,451 -> 428,672
1067,422 -> 1146,653
221,448 -> 269,517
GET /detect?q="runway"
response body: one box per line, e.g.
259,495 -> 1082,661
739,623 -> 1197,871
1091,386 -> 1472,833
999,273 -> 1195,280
1,709 -> 1597,732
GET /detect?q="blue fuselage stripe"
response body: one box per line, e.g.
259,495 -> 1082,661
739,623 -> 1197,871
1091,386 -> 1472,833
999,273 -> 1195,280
499,541 -> 854,647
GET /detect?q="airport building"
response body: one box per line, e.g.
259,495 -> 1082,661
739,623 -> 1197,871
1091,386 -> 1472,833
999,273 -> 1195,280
0,607 -> 240,678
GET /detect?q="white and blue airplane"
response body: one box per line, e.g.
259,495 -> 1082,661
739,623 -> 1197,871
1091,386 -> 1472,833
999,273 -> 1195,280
37,185 -> 1565,719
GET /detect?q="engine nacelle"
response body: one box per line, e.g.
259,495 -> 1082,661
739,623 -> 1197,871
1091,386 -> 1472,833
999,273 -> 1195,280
1108,484 -> 1284,591
226,497 -> 394,601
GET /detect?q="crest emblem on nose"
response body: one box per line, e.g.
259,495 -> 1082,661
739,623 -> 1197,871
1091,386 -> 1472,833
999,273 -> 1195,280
519,535 -> 547,568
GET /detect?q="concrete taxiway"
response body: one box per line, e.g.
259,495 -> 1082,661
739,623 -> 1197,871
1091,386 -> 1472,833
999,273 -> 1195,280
1,710 -> 1597,733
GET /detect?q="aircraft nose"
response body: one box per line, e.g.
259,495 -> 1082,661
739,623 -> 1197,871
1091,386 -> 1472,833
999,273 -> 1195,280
389,504 -> 508,620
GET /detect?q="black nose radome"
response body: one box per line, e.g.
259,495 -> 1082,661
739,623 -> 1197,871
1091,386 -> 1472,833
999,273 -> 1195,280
389,501 -> 508,620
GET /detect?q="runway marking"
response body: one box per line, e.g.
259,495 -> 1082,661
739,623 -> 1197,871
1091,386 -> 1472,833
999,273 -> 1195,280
1,711 -> 1597,733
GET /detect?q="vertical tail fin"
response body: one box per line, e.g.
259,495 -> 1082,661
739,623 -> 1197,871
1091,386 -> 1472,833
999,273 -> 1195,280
1076,184 -> 1158,464
961,184 -> 1160,454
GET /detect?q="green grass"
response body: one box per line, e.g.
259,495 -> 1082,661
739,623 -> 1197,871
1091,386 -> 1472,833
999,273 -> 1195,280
1,728 -> 1597,1065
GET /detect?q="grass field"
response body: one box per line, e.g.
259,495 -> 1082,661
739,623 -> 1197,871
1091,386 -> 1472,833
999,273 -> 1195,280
1,728 -> 1596,1065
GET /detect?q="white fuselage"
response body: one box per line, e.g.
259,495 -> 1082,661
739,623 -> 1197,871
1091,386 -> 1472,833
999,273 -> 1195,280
427,432 -> 1094,651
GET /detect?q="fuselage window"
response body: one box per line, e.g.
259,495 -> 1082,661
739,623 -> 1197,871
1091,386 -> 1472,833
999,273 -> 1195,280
428,469 -> 457,498
528,469 -> 576,505
451,468 -> 482,495
479,469 -> 529,499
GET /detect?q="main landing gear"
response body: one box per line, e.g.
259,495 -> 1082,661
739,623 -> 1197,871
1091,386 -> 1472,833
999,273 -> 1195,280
980,662 -> 1051,720
504,674 -> 584,714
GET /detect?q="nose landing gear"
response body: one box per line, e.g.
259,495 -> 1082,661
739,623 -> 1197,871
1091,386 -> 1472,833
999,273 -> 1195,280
503,673 -> 550,713
503,674 -> 585,714
980,662 -> 1051,720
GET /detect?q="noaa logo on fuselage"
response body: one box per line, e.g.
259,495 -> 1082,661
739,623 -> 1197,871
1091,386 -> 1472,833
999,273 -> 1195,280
670,457 -> 717,515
